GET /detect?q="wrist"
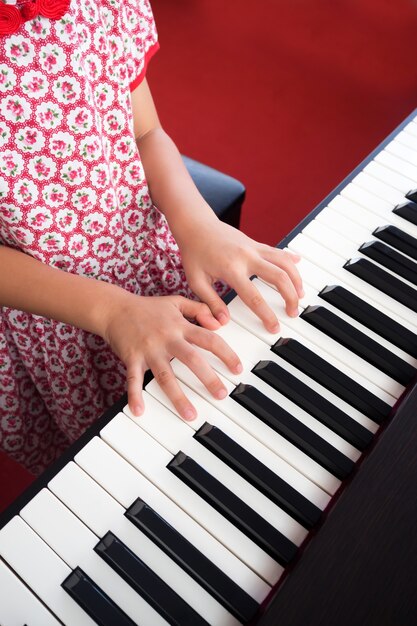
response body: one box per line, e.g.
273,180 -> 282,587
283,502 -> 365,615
170,203 -> 220,248
86,280 -> 132,340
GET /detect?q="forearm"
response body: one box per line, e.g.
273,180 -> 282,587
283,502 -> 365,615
136,127 -> 218,245
0,245 -> 121,337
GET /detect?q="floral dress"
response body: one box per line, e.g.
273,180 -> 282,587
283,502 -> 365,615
0,0 -> 195,475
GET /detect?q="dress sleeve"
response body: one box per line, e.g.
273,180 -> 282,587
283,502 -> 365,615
125,0 -> 160,92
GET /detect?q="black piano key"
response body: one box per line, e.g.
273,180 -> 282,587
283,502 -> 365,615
300,304 -> 416,386
272,337 -> 391,424
405,188 -> 417,203
251,360 -> 373,451
373,224 -> 417,261
95,531 -> 208,626
125,497 -> 259,624
344,257 -> 417,314
393,200 -> 417,226
319,285 -> 417,360
167,451 -> 298,566
359,240 -> 417,286
193,422 -> 321,528
230,384 -> 354,479
62,566 -> 136,626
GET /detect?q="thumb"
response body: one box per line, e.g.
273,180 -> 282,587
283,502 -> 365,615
190,277 -> 230,326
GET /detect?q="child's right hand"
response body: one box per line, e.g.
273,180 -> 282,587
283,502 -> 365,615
102,291 -> 243,420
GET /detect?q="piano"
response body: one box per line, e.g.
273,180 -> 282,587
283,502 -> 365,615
2,109 -> 417,625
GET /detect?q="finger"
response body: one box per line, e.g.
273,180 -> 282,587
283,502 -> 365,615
189,276 -> 230,325
178,297 -> 220,330
126,361 -> 146,417
186,325 -> 242,375
286,249 -> 301,263
174,340 -> 228,400
233,276 -> 280,333
256,260 -> 300,317
261,248 -> 304,297
148,356 -> 197,421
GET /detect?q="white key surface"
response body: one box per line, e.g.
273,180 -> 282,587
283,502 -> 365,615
171,359 -> 341,496
205,318 -> 378,432
0,558 -> 61,626
100,412 -> 284,584
75,436 -> 270,602
289,232 -> 417,333
145,376 -> 332,509
0,516 -> 96,626
123,392 -> 309,546
49,462 -> 240,626
20,488 -> 169,626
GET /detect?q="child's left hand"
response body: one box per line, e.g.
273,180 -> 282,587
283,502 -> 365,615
176,218 -> 304,333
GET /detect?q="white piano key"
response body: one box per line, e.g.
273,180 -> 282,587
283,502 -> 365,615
49,462 -> 240,626
229,275 -> 396,406
342,176 -> 399,212
395,129 -> 417,151
364,160 -> 416,194
303,219 -> 417,356
316,200 -> 417,268
172,345 -> 359,460
74,436 -> 270,603
403,120 -> 417,139
329,185 -> 417,243
122,391 -> 309,546
290,227 -> 417,342
315,205 -> 371,245
348,172 -> 404,206
171,316 -> 377,432
289,231 -> 417,332
145,376 -> 332,510
301,220 -> 417,350
20,489 -> 169,626
99,412 -> 284,585
171,359 -> 341,496
385,136 -> 417,165
375,149 -> 417,182
0,558 -> 61,626
0,516 -> 96,626
237,269 -> 402,398
299,284 -> 416,367
200,317 -> 378,433
302,220 -> 416,289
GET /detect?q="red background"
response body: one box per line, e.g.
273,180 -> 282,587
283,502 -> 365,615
2,0 -> 417,512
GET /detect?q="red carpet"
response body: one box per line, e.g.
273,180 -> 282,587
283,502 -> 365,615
2,0 -> 417,512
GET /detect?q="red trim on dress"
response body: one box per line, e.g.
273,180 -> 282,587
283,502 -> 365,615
129,41 -> 160,92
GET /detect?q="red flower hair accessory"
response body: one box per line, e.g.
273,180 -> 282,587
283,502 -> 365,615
0,0 -> 70,35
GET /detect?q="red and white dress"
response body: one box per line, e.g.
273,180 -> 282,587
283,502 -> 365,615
0,0 -> 195,474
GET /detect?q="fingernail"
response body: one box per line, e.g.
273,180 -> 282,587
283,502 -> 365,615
270,323 -> 280,333
235,362 -> 243,374
218,312 -> 229,325
183,408 -> 196,421
299,289 -> 305,298
291,308 -> 299,317
133,405 -> 143,417
216,388 -> 228,400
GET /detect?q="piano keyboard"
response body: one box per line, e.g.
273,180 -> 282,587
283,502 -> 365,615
2,110 -> 417,625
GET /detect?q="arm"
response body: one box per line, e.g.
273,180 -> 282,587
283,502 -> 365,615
0,245 -> 116,336
132,79 -> 304,332
0,248 -> 239,420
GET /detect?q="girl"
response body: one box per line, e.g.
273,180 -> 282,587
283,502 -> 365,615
0,0 -> 303,475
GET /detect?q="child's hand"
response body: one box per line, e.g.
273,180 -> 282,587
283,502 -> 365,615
177,219 -> 304,332
102,291 -> 242,419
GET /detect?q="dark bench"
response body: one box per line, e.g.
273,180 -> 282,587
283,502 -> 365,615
182,156 -> 245,229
